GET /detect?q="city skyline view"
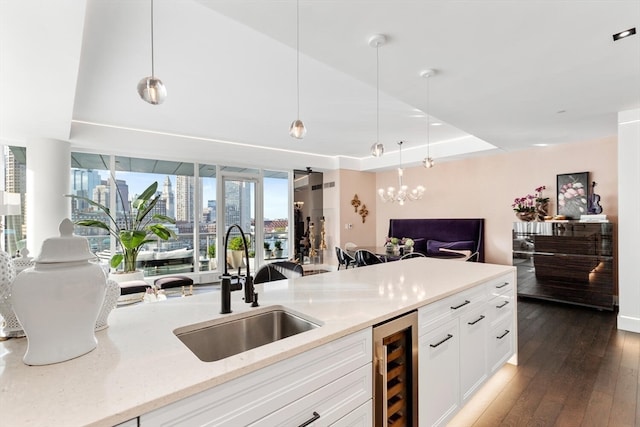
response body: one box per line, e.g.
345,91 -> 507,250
98,171 -> 288,220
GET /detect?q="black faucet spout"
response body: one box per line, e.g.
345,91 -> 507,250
220,224 -> 258,314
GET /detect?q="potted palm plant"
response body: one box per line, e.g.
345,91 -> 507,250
273,240 -> 283,258
227,235 -> 248,269
67,181 -> 176,280
263,241 -> 272,259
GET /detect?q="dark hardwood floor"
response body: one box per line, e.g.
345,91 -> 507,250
450,298 -> 640,427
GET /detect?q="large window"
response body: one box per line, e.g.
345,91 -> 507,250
70,153 -> 291,280
263,171 -> 289,262
2,146 -> 27,256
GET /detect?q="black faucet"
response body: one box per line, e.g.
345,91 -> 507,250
220,224 -> 258,314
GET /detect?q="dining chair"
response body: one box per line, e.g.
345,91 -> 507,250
254,264 -> 288,284
335,246 -> 356,270
354,249 -> 384,267
400,252 -> 427,260
254,261 -> 304,284
344,242 -> 358,252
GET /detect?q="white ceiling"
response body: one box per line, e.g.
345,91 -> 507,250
1,0 -> 639,172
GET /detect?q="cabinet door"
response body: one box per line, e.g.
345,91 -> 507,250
249,365 -> 371,426
331,400 -> 372,427
488,317 -> 514,373
419,319 -> 459,427
140,329 -> 371,426
459,306 -> 488,402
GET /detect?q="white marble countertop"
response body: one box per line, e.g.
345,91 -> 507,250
0,258 -> 514,426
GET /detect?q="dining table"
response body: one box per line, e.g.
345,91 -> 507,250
346,245 -> 468,262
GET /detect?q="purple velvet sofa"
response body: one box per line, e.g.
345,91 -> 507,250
388,218 -> 485,262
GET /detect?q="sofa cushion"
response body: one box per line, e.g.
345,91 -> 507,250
426,240 -> 476,257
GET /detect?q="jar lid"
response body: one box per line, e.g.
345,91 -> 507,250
35,218 -> 98,263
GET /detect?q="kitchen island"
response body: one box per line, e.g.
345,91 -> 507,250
0,258 -> 515,426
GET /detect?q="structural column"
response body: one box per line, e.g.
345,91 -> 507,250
617,108 -> 640,333
26,138 -> 70,257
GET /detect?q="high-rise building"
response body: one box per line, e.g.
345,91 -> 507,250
114,179 -> 129,214
71,169 -> 101,211
93,184 -> 109,208
176,175 -> 194,223
3,146 -> 27,254
162,176 -> 175,219
224,180 -> 252,233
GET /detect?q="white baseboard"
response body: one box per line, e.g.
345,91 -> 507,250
617,314 -> 640,333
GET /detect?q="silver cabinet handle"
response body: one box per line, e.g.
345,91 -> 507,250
496,301 -> 509,309
497,330 -> 510,339
298,411 -> 320,427
496,282 -> 509,288
467,315 -> 485,325
450,300 -> 471,310
430,334 -> 453,348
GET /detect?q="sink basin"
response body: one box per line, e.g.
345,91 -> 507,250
174,308 -> 321,362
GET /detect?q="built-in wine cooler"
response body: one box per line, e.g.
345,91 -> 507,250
373,311 -> 418,426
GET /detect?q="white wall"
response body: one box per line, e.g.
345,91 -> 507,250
617,108 -> 640,333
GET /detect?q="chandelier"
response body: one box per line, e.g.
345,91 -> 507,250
378,141 -> 425,205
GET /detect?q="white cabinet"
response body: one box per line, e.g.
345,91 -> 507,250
486,274 -> 516,373
418,273 -> 515,427
140,328 -> 372,427
459,305 -> 489,402
419,318 -> 460,427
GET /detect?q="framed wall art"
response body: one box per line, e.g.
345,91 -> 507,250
557,171 -> 589,219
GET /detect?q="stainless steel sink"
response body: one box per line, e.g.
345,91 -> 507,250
174,307 -> 321,362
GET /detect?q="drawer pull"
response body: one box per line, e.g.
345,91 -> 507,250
430,334 -> 454,348
496,330 -> 510,340
298,411 -> 320,427
496,282 -> 510,289
496,301 -> 509,309
450,300 -> 471,310
467,315 -> 485,325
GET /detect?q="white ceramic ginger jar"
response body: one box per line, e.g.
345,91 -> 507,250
12,219 -> 107,365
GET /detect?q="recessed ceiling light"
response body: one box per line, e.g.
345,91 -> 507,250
409,114 -> 425,118
533,143 -> 549,147
430,122 -> 443,126
613,27 -> 636,41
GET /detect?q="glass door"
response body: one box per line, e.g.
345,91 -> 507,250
220,174 -> 259,276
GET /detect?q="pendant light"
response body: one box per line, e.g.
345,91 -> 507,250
378,141 -> 425,205
289,0 -> 306,139
421,69 -> 436,168
369,34 -> 386,157
137,0 -> 166,105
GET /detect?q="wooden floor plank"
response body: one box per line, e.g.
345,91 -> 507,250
448,298 -> 637,427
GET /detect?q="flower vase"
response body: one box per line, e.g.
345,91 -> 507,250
536,201 -> 550,220
516,211 -> 537,222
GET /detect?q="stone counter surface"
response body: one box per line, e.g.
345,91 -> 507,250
0,258 -> 514,426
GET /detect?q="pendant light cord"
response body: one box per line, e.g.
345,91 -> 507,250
150,0 -> 155,78
426,75 -> 430,158
398,141 -> 403,187
296,0 -> 300,119
376,44 -> 380,143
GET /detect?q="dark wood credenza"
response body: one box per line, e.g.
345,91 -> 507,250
512,221 -> 615,310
